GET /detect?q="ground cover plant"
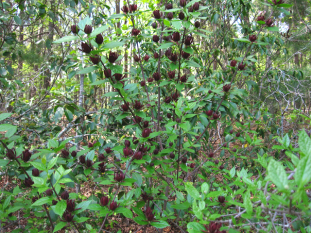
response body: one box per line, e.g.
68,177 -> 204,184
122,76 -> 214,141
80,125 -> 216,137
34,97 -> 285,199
1,0 -> 311,232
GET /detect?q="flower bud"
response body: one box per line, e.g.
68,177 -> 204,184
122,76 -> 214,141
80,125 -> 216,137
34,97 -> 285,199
6,148 -> 16,160
52,200 -> 58,205
220,165 -> 224,170
90,55 -> 101,64
121,102 -> 129,111
182,51 -> 190,59
132,28 -> 141,36
148,77 -> 154,83
180,0 -> 187,7
129,4 -> 137,13
145,207 -> 155,221
249,35 -> 257,42
133,115 -> 142,124
273,0 -> 283,5
193,2 -> 199,10
190,163 -> 195,168
154,52 -> 159,59
206,110 -> 213,116
142,128 -> 152,138
184,35 -> 194,46
46,189 -> 53,196
108,51 -> 119,63
105,147 -> 112,154
215,159 -> 219,164
71,25 -> 79,34
134,151 -> 143,160
238,63 -> 245,70
61,191 -> 69,200
232,148 -> 237,152
104,69 -> 111,78
71,151 -> 77,157
208,90 -> 212,94
236,132 -> 240,137
265,18 -> 274,27
133,100 -> 144,110
153,10 -> 162,19
165,49 -> 172,57
84,25 -> 92,34
167,12 -> 174,20
100,196 -> 109,206
223,143 -> 227,147
218,196 -> 225,203
180,75 -> 187,82
133,137 -> 139,144
32,196 -> 38,203
167,113 -> 172,118
121,5 -> 129,14
62,149 -> 69,158
171,32 -> 180,42
134,54 -> 140,62
144,55 -> 150,62
124,140 -> 130,148
170,152 -> 175,159
109,201 -> 118,210
86,159 -> 93,168
114,73 -> 123,81
164,96 -> 171,104
223,84 -> 231,92
153,35 -> 160,43
80,42 -> 92,54
114,171 -> 125,182
22,149 -> 31,162
153,72 -> 161,81
208,152 -> 214,158
179,12 -> 185,20
153,149 -> 159,155
66,199 -> 76,212
152,22 -> 157,29
257,15 -> 265,21
230,130 -> 233,134
63,211 -> 74,222
171,92 -> 179,101
188,6 -> 193,12
213,113 -> 219,119
25,178 -> 34,187
32,168 -> 40,177
95,34 -> 103,44
166,3 -> 173,10
230,60 -> 237,67
167,71 -> 175,79
182,157 -> 187,163
143,121 -> 149,128
123,147 -> 132,157
79,155 -> 86,164
88,142 -> 94,148
169,53 -> 178,62
194,21 -> 200,28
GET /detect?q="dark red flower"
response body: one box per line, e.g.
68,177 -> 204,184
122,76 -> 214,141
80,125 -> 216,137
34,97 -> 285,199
71,25 -> 79,34
132,28 -> 141,36
104,69 -> 111,78
61,149 -> 69,158
182,157 -> 187,163
193,2 -> 199,10
236,132 -> 240,137
164,96 -> 171,104
71,151 -> 77,157
179,12 -> 185,20
66,199 -> 76,212
257,15 -> 265,21
52,200 -> 58,205
230,60 -> 237,67
153,72 -> 161,81
152,22 -> 157,29
182,51 -> 190,59
22,149 -> 31,162
145,207 -> 155,221
123,147 -> 132,157
133,100 -> 144,110
168,71 -> 175,79
223,143 -> 227,147
223,84 -> 231,92
144,55 -> 150,61
171,92 -> 179,101
220,165 -> 224,170
154,149 -> 159,155
215,159 -> 219,164
124,140 -> 131,148
86,159 -> 93,168
84,25 -> 92,34
230,130 -> 233,134
194,21 -> 200,28
90,55 -> 101,64
63,211 -> 74,222
205,222 -> 223,233
167,12 -> 173,20
109,201 -> 118,210
265,18 -> 274,27
142,128 -> 152,138
79,155 -> 86,164
213,113 -> 219,119
180,75 -> 187,82
121,102 -> 129,111
232,148 -> 237,152
108,51 -> 119,63
46,189 -> 53,196
190,163 -> 195,168
206,110 -> 213,116
129,4 -> 137,13
188,6 -> 193,12
153,35 -> 160,43
133,116 -> 142,124
170,152 -> 175,159
218,196 -> 225,203
143,121 -> 149,128
166,3 -> 173,9
95,34 -> 103,44
154,52 -> 159,59
114,171 -> 125,182
134,54 -> 140,62
180,0 -> 187,7
80,42 -> 92,53
121,5 -> 129,14
100,196 -> 109,206
273,0 -> 283,5
238,63 -> 245,70
32,168 -> 39,177
169,53 -> 178,62
249,35 -> 257,42
25,178 -> 34,187
165,49 -> 172,57
98,154 -> 105,161
114,73 -> 123,81
6,148 -> 15,160
134,151 -> 143,160
171,32 -> 180,42
140,81 -> 146,87
167,113 -> 172,118
184,35 -> 194,45
88,142 -> 94,148
147,77 -> 154,83
61,191 -> 69,200
133,137 -> 139,144
208,152 -> 214,158
32,196 -> 38,203
105,147 -> 112,154
153,10 -> 162,19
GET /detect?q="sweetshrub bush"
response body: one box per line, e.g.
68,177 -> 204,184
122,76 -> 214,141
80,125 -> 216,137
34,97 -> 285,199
1,1 -> 310,233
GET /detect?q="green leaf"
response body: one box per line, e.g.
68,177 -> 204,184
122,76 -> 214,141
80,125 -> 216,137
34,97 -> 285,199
186,60 -> 201,68
0,113 -> 12,121
299,130 -> 311,158
5,125 -> 17,137
267,159 -> 288,191
53,35 -> 79,44
30,162 -> 46,171
115,207 -> 133,218
90,80 -> 105,86
267,26 -> 279,32
285,151 -> 299,166
187,222 -> 206,231
229,167 -> 236,178
53,222 -> 67,233
236,38 -> 250,43
77,66 -> 97,75
171,201 -> 191,209
0,159 -> 9,167
244,191 -> 253,214
3,195 -> 11,209
88,204 -> 104,211
278,3 -> 293,8
90,25 -> 109,37
0,124 -> 16,133
150,220 -> 170,229
294,154 -> 311,189
185,182 -> 200,199
14,16 -> 22,25
32,197 -> 50,206
157,42 -> 173,50
201,182 -> 209,194
75,200 -> 92,213
103,41 -> 125,49
54,200 -> 67,216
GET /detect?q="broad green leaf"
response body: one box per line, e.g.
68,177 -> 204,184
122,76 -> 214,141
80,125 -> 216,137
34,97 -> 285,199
14,16 -> 22,25
278,3 -> 293,8
150,220 -> 170,229
0,113 -> 12,121
53,35 -> 79,44
53,222 -> 67,233
54,200 -> 67,216
115,207 -> 133,218
201,182 -> 209,194
235,38 -> 251,43
186,60 -> 201,68
77,66 -> 97,75
294,154 -> 311,188
267,26 -> 279,32
244,191 -> 253,214
90,25 -> 109,37
267,159 -> 288,191
0,124 -> 16,132
32,197 -> 50,206
0,159 -> 9,167
103,41 -> 125,49
47,156 -> 58,170
171,201 -> 191,210
90,80 -> 105,85
185,182 -> 200,199
299,130 -> 311,158
5,125 -> 17,137
157,42 -> 173,50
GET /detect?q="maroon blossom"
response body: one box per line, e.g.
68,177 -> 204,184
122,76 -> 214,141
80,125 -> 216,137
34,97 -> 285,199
84,25 -> 92,34
121,5 -> 129,14
121,102 -> 129,111
108,51 -> 119,63
182,51 -> 191,59
132,28 -> 141,36
168,71 -> 175,79
179,12 -> 185,20
153,35 -> 160,43
71,25 -> 79,34
249,35 -> 257,42
22,149 -> 31,162
105,147 -> 113,154
95,34 -> 103,44
142,128 -> 152,138
129,4 -> 137,13
230,60 -> 237,67
153,10 -> 161,19
223,84 -> 231,92
104,69 -> 111,78
238,63 -> 246,70
171,32 -> 180,42
114,171 -> 125,182
80,42 -> 92,54
153,72 -> 161,81
90,55 -> 101,65
180,75 -> 187,82
134,151 -> 143,160
100,196 -> 109,206
144,55 -> 150,62
184,35 -> 194,45
109,201 -> 119,210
